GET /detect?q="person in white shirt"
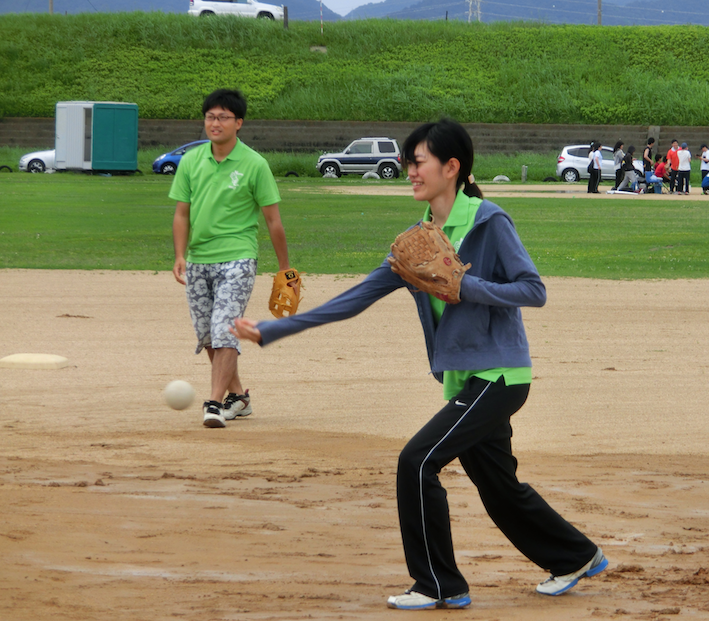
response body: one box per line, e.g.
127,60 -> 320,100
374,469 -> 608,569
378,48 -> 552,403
587,141 -> 602,194
676,142 -> 692,195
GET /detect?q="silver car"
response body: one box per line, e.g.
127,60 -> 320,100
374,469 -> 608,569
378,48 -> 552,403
19,149 -> 56,173
556,144 -> 642,183
188,0 -> 284,19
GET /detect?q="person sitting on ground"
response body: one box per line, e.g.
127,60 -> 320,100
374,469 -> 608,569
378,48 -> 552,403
642,138 -> 662,193
655,155 -> 670,185
702,172 -> 709,195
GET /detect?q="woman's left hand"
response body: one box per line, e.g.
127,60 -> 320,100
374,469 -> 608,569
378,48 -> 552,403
230,318 -> 262,344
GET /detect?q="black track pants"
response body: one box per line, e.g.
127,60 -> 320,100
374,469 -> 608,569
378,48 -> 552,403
396,376 -> 598,600
587,167 -> 601,193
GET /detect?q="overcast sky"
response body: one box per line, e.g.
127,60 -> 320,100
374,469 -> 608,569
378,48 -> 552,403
324,0 -> 381,16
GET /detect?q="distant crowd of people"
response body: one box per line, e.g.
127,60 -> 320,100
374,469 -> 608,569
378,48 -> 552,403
586,138 -> 709,195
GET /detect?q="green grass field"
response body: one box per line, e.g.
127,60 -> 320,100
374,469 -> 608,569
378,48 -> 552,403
1,173 -> 707,279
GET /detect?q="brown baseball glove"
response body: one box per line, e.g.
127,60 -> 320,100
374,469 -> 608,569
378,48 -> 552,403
269,268 -> 302,318
387,221 -> 471,304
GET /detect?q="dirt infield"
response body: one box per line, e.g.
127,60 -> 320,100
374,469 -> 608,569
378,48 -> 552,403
311,183 -> 709,200
1,270 -> 708,621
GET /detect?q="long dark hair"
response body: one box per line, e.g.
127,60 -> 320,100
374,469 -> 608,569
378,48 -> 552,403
402,119 -> 483,199
613,140 -> 624,153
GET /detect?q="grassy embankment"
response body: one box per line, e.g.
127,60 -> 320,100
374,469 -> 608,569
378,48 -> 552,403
2,14 -> 709,125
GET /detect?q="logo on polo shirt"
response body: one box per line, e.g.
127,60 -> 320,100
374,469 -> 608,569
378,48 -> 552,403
228,170 -> 244,189
454,238 -> 463,252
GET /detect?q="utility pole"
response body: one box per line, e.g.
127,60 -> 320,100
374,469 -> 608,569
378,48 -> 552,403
598,0 -> 602,25
467,0 -> 481,23
49,0 -> 53,14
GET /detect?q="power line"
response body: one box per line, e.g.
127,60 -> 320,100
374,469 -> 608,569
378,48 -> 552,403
397,0 -> 704,25
484,0 -> 702,20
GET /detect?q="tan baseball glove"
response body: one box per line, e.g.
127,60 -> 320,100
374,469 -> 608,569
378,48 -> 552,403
387,221 -> 471,304
269,268 -> 302,318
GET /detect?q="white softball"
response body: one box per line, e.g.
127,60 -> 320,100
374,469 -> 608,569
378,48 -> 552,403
163,380 -> 196,411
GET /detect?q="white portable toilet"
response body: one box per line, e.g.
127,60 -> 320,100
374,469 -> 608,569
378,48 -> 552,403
55,101 -> 138,172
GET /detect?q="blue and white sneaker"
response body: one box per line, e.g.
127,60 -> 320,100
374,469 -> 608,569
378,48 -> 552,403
536,547 -> 608,595
386,590 -> 471,610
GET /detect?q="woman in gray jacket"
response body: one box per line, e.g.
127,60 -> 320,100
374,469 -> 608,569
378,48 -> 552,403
232,119 -> 607,611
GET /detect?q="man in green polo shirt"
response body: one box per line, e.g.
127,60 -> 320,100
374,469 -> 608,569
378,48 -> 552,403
170,88 -> 293,429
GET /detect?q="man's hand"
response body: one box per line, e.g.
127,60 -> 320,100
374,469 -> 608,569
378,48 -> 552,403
173,257 -> 187,285
230,318 -> 262,344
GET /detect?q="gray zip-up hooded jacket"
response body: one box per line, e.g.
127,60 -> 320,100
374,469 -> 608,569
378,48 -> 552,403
257,199 -> 546,383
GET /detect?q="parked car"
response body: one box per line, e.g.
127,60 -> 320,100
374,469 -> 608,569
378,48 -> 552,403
317,137 -> 402,179
152,140 -> 209,175
18,149 -> 55,173
188,0 -> 284,20
557,144 -> 643,183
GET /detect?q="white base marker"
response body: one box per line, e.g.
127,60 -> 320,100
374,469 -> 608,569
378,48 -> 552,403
0,353 -> 69,370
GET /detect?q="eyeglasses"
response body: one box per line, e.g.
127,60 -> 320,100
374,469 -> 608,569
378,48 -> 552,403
205,113 -> 236,123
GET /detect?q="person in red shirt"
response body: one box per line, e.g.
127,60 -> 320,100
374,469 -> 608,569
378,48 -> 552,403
654,155 -> 669,186
666,139 -> 680,193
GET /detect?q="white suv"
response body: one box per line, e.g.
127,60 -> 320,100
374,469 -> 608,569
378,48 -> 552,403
188,0 -> 284,20
317,138 -> 402,179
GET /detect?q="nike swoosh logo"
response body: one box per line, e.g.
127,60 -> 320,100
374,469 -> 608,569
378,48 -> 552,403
455,400 -> 467,407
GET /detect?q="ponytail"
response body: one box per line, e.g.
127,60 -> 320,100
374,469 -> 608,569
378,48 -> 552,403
462,173 -> 483,199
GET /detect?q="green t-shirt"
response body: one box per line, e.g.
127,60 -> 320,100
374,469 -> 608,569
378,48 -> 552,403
168,139 -> 281,264
424,191 -> 532,400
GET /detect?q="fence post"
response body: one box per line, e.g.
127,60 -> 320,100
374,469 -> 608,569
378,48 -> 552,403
284,6 -> 288,29
521,165 -> 528,182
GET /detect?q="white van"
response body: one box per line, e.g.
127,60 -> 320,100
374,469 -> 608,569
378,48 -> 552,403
188,0 -> 284,20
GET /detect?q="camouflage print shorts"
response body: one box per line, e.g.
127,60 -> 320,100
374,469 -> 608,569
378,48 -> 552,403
185,259 -> 257,354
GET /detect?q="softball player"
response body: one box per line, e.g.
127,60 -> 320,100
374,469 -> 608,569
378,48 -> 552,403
233,119 -> 607,610
171,88 -> 294,428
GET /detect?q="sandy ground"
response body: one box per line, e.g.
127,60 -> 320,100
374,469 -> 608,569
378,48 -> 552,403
1,269 -> 708,621
311,183 -> 709,200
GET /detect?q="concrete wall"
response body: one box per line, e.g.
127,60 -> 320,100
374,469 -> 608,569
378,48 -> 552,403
2,117 -> 708,155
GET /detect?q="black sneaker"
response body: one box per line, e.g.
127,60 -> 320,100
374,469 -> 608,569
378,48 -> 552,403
202,400 -> 225,428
